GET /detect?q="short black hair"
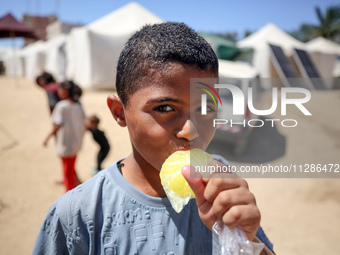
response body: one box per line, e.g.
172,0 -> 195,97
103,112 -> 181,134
59,80 -> 82,102
36,71 -> 55,85
116,22 -> 218,106
88,115 -> 100,124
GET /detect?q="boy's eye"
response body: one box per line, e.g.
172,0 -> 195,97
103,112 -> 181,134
154,105 -> 174,112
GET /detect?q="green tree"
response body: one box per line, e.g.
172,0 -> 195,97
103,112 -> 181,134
214,32 -> 238,42
290,5 -> 340,42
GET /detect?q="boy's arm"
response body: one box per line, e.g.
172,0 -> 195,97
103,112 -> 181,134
181,160 -> 260,241
43,124 -> 60,146
182,161 -> 275,254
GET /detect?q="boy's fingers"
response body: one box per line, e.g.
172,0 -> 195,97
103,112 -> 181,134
181,165 -> 216,229
221,204 -> 261,240
181,165 -> 205,205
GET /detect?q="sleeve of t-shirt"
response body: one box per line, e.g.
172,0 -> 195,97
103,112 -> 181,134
32,202 -> 69,254
51,103 -> 63,125
80,104 -> 86,120
32,201 -> 88,255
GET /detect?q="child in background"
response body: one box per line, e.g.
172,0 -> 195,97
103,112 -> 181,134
35,72 -> 60,114
43,81 -> 86,192
86,115 -> 111,174
33,23 -> 274,254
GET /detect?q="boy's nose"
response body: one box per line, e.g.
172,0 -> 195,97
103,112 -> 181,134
176,119 -> 199,141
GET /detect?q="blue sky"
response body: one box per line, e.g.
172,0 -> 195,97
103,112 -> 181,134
1,0 -> 339,47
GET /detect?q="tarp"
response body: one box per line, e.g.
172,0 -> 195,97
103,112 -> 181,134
237,23 -> 305,79
0,13 -> 37,39
306,37 -> 340,82
200,32 -> 253,61
65,2 -> 164,89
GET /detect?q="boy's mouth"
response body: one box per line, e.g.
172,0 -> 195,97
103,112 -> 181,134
175,144 -> 200,152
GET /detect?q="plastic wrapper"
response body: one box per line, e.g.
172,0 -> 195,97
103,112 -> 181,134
160,149 -> 213,213
212,219 -> 264,255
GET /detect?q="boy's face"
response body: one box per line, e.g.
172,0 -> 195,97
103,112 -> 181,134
122,63 -> 218,171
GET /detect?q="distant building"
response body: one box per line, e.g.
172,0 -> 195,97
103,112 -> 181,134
46,20 -> 82,40
23,14 -> 57,45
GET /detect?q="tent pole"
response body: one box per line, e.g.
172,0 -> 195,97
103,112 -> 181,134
10,30 -> 19,88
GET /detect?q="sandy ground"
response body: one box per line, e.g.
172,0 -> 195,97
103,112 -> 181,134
0,76 -> 340,254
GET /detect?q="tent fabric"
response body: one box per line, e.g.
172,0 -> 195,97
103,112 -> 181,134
0,47 -> 11,60
65,2 -> 164,89
237,23 -> 305,79
65,28 -> 130,89
88,2 -> 163,36
218,59 -> 258,79
2,48 -> 25,77
306,37 -> 340,55
200,32 -> 253,60
3,35 -> 67,81
20,40 -> 46,80
0,13 -> 37,39
65,27 -> 91,88
44,34 -> 67,82
306,37 -> 340,83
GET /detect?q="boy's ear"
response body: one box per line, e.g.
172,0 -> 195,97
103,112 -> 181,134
107,95 -> 127,127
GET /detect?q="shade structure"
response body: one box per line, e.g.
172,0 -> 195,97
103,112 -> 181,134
306,37 -> 340,55
0,13 -> 37,39
237,23 -> 305,80
200,32 -> 253,60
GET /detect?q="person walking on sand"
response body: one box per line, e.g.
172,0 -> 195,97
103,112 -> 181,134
86,115 -> 111,175
35,72 -> 60,114
43,80 -> 86,192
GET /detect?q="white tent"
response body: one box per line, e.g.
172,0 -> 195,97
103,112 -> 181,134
20,40 -> 46,80
65,2 -> 164,89
306,37 -> 340,55
306,37 -> 340,79
4,35 -> 67,82
0,47 -> 11,61
218,59 -> 258,79
2,48 -> 25,77
44,34 -> 67,82
237,23 -> 305,80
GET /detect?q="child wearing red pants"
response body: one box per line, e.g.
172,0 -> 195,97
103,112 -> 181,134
43,81 -> 86,191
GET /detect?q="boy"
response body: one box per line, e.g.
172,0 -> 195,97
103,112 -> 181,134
33,22 -> 273,254
86,115 -> 111,174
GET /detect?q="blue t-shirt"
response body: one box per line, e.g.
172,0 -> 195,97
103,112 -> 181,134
32,158 -> 273,254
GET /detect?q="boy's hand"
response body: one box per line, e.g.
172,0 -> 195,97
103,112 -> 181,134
181,160 -> 260,241
43,138 -> 48,147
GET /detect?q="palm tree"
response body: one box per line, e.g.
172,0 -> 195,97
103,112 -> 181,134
314,5 -> 340,39
290,5 -> 340,42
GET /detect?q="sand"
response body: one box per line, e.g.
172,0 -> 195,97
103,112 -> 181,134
0,76 -> 339,254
